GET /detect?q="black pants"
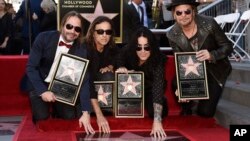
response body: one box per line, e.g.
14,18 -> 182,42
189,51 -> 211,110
181,75 -> 223,117
29,91 -> 82,123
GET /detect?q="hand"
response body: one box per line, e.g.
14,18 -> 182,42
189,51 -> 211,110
175,90 -> 189,103
41,91 -> 56,102
79,111 -> 95,135
116,67 -> 134,74
196,50 -> 212,61
96,115 -> 110,133
115,67 -> 128,73
0,41 -> 7,48
32,13 -> 38,20
150,121 -> 167,139
100,66 -> 113,73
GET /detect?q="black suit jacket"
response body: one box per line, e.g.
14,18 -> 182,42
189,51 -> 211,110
26,31 -> 91,111
122,2 -> 142,44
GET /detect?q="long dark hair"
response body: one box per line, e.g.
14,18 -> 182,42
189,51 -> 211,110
126,26 -> 166,68
85,16 -> 116,50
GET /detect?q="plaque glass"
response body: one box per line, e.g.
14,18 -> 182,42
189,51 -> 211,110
115,72 -> 144,118
94,81 -> 114,113
49,53 -> 89,105
174,52 -> 209,100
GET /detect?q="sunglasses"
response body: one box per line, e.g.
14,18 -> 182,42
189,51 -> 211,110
95,29 -> 113,35
136,46 -> 151,51
175,9 -> 192,16
65,24 -> 82,33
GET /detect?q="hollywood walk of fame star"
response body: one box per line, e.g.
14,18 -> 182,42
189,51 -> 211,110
181,56 -> 201,77
120,75 -> 140,95
59,61 -> 81,83
80,0 -> 118,23
119,131 -> 183,140
97,85 -> 111,105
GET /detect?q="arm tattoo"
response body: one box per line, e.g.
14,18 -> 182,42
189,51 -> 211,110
153,103 -> 162,122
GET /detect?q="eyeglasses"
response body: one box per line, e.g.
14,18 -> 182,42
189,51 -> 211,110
65,24 -> 82,33
175,9 -> 192,16
95,29 -> 112,35
136,46 -> 151,51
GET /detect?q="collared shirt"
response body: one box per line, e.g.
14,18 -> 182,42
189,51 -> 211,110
140,1 -> 148,27
44,36 -> 73,82
129,1 -> 148,27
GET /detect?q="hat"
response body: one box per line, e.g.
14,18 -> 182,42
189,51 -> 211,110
166,0 -> 200,11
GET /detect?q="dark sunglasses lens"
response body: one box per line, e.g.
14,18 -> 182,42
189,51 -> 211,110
66,24 -> 81,33
66,24 -> 73,30
144,47 -> 151,51
74,27 -> 81,33
96,29 -> 105,35
176,11 -> 182,16
185,9 -> 192,15
105,30 -> 112,35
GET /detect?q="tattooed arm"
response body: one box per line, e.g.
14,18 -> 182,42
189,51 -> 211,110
150,103 -> 166,138
153,103 -> 163,122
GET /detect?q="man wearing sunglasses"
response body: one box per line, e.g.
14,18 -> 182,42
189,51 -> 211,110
26,11 -> 95,134
85,16 -> 118,134
166,0 -> 233,117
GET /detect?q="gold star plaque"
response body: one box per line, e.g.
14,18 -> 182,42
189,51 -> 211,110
94,81 -> 114,113
48,53 -> 89,106
115,72 -> 144,118
175,52 -> 209,100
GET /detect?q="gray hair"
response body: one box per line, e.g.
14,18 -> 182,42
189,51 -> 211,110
40,0 -> 57,13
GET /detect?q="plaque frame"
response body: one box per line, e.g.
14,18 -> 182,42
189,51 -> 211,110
174,52 -> 209,100
48,53 -> 89,106
94,81 -> 115,112
115,72 -> 144,118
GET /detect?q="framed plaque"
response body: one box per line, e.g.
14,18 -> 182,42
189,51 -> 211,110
48,53 -> 89,105
174,52 -> 209,100
115,72 -> 144,118
58,0 -> 122,43
94,81 -> 114,112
